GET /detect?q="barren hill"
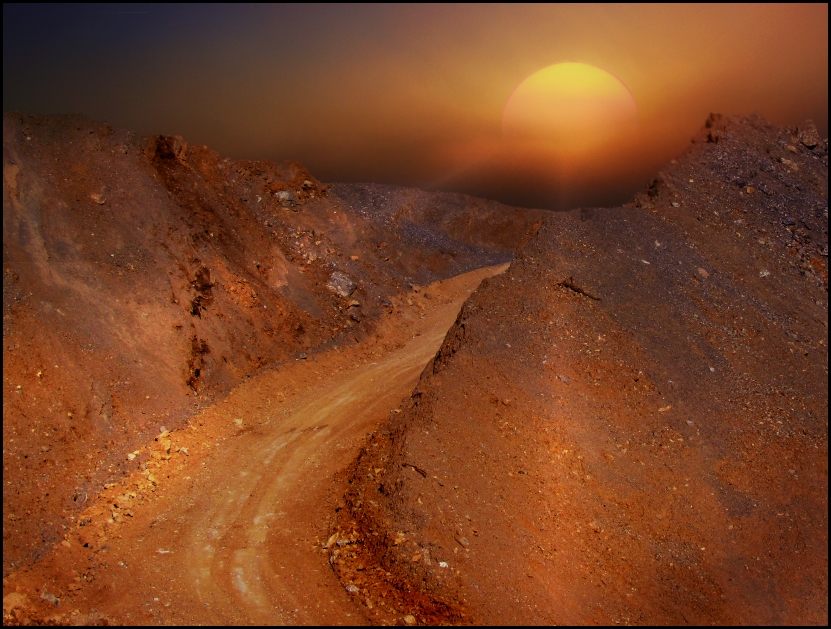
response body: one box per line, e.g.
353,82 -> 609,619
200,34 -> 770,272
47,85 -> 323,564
335,114 -> 828,625
2,113 -> 544,577
2,112 -> 827,626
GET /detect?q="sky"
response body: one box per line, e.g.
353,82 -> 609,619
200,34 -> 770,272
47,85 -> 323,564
4,3 -> 828,210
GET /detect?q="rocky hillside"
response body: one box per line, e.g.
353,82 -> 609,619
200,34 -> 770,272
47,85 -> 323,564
335,114 -> 828,624
2,113 -> 545,575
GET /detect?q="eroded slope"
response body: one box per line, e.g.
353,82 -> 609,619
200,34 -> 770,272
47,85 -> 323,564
2,113 -> 544,576
336,114 -> 828,624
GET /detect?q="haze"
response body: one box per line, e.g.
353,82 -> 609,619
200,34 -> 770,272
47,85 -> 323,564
3,3 -> 828,210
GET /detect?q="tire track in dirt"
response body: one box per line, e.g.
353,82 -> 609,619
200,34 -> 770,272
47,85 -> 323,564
2,264 -> 507,625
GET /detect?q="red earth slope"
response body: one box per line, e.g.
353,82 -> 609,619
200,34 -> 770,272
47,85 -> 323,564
336,114 -> 828,625
2,113 -> 544,577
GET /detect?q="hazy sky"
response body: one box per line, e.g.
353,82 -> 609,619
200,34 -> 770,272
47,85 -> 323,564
4,3 -> 828,210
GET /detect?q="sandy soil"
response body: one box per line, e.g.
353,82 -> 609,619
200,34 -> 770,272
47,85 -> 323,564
2,264 -> 507,625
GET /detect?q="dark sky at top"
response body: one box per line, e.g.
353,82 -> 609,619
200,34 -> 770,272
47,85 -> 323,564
4,3 -> 828,210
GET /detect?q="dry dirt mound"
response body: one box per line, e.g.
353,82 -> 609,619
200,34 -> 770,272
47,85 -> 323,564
336,115 -> 828,624
2,113 -> 543,577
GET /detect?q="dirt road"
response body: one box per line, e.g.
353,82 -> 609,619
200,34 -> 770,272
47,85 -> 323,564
2,264 -> 508,625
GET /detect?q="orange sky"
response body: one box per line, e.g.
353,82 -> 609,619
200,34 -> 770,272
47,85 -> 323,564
4,4 -> 828,209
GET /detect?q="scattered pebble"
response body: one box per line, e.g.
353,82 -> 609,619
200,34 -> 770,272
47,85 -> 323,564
404,614 -> 416,625
671,202 -> 680,208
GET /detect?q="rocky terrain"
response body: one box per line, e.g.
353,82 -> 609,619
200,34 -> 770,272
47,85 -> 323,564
334,114 -> 828,625
2,112 -> 827,625
2,113 -> 544,580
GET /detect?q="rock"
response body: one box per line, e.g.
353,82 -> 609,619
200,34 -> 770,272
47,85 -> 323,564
558,374 -> 571,385
40,592 -> 60,606
438,561 -> 448,568
298,353 -> 307,360
671,202 -> 680,208
153,135 -> 187,161
161,439 -> 172,454
327,271 -> 357,297
697,267 -> 709,279
798,121 -> 820,148
127,452 -> 136,461
346,584 -> 359,594
404,614 -> 417,625
90,193 -> 106,205
276,190 -> 297,205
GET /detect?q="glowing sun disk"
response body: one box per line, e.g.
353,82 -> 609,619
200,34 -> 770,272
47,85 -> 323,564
502,62 -> 638,153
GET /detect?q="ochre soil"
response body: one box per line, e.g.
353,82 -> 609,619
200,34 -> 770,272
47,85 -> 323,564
2,264 -> 506,625
3,113 -> 828,625
2,112 -> 542,582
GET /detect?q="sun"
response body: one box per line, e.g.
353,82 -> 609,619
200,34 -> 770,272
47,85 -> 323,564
502,62 -> 638,154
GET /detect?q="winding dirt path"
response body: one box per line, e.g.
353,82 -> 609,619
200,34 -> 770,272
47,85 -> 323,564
3,264 -> 507,625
